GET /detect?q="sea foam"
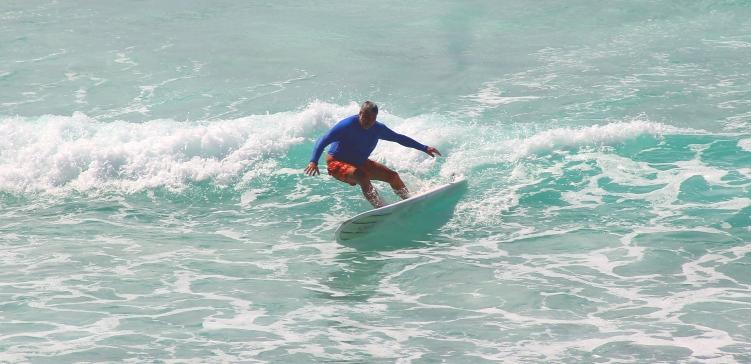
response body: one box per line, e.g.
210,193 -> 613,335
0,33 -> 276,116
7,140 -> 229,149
510,119 -> 676,160
0,102 -> 356,194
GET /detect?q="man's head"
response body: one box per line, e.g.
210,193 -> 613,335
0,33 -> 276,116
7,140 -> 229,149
358,101 -> 378,129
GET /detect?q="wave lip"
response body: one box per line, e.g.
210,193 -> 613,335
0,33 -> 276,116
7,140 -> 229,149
510,119 -> 679,159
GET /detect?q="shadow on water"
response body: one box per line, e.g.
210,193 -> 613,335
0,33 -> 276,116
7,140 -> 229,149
319,183 -> 468,302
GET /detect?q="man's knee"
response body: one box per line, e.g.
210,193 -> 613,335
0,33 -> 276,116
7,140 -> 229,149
385,170 -> 401,184
353,169 -> 370,184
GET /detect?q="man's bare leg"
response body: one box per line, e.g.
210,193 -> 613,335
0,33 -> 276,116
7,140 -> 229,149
363,161 -> 411,200
355,170 -> 385,208
388,173 -> 410,200
393,186 -> 410,200
361,182 -> 385,208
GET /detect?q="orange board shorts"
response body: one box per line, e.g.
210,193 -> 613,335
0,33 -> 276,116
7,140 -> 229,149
326,155 -> 379,186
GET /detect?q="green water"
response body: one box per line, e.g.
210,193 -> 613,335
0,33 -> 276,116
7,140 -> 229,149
1,1 -> 750,362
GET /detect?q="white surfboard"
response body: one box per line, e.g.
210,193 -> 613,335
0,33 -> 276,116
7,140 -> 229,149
335,178 -> 467,242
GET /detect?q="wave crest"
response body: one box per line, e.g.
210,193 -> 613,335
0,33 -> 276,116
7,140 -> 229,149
0,102 -> 357,194
511,119 -> 678,159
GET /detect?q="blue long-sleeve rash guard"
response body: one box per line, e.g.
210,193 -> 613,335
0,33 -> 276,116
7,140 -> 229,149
310,115 -> 427,166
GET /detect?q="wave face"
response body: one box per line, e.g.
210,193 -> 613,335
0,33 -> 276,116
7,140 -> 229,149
0,103 -> 349,194
2,1 -> 751,363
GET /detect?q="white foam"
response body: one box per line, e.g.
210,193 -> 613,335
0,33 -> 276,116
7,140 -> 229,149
240,190 -> 258,207
511,119 -> 676,160
725,111 -> 751,132
739,138 -> 751,152
448,119 -> 683,227
0,101 -> 357,194
14,48 -> 67,63
703,39 -> 751,48
73,88 -> 87,104
214,229 -> 243,241
113,49 -> 138,69
554,149 -> 737,214
460,82 -> 540,117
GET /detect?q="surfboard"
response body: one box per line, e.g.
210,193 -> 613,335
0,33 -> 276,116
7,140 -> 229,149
335,178 -> 467,242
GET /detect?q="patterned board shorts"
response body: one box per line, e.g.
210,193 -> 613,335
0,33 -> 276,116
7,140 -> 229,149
326,155 -> 381,186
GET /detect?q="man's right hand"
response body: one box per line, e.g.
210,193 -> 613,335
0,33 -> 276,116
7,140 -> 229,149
426,146 -> 442,157
304,162 -> 320,176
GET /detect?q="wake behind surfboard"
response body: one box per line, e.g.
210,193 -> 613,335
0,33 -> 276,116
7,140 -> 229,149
335,178 -> 468,242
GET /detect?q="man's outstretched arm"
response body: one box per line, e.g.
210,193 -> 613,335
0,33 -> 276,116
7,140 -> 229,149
379,126 -> 442,157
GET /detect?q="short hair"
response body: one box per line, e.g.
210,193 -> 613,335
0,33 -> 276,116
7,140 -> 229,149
360,101 -> 378,115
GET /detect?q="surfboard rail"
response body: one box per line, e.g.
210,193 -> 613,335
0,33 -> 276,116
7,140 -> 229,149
335,178 -> 467,241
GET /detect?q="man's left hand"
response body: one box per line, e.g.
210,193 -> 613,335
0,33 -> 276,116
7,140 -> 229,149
426,146 -> 442,157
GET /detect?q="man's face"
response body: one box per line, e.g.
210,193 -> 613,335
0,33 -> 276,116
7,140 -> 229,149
358,110 -> 377,129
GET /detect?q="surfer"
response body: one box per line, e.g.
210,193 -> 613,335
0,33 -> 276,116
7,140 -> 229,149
304,101 -> 441,208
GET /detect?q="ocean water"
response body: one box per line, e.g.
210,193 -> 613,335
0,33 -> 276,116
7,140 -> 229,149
1,0 -> 750,362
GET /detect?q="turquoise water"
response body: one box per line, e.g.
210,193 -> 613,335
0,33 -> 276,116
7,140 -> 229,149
1,1 -> 751,362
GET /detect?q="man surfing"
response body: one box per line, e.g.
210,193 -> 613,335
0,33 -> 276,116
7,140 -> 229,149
304,101 -> 441,208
